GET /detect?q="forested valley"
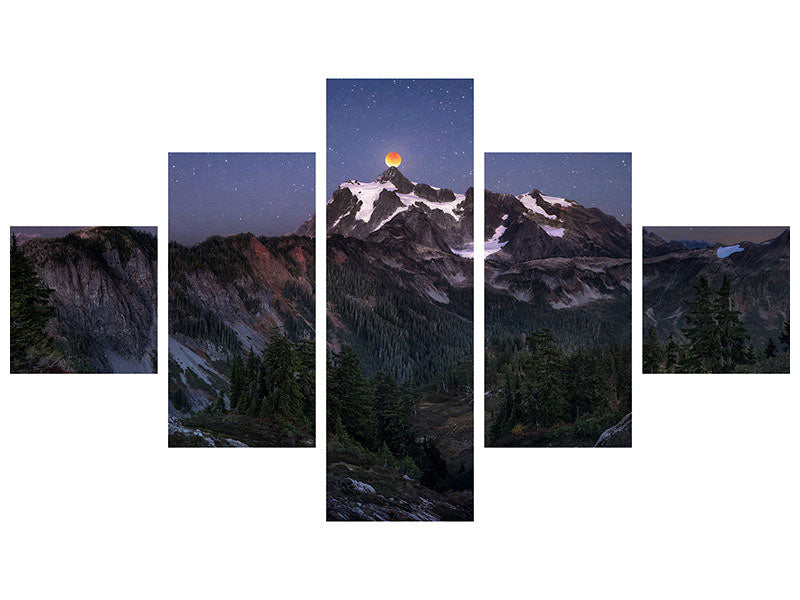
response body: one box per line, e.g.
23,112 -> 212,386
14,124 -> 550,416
486,330 -> 631,447
643,276 -> 789,374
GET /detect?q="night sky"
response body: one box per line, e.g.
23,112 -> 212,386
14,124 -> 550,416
169,153 -> 314,245
327,79 -> 473,195
486,153 -> 632,224
647,226 -> 788,245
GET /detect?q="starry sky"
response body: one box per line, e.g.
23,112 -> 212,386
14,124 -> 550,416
327,79 -> 473,195
486,153 -> 632,224
169,153 -> 314,245
647,226 -> 788,245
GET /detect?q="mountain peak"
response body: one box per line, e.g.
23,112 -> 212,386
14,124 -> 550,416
376,166 -> 413,193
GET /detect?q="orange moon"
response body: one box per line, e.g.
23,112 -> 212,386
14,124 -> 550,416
385,152 -> 402,167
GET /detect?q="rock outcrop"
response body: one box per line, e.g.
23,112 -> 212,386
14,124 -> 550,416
21,227 -> 157,373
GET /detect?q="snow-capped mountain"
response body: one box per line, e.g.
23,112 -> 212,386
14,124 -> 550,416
484,189 -> 630,262
327,167 -> 473,254
326,166 -> 473,383
485,188 -> 632,348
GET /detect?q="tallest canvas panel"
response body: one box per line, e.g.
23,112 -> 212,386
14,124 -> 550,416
326,79 -> 474,521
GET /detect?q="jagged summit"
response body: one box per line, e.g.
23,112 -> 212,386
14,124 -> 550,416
376,166 -> 414,193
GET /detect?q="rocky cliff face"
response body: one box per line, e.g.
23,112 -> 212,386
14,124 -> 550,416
20,227 -> 158,373
643,229 -> 790,345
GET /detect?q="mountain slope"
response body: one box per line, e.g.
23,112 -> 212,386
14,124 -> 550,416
19,227 -> 157,373
168,233 -> 314,413
642,229 -> 789,346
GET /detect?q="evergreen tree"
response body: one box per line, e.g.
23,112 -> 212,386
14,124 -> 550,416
713,276 -> 750,371
295,338 -> 315,425
228,352 -> 245,411
328,346 -> 376,449
665,334 -> 680,373
261,333 -> 302,420
778,321 -> 789,351
642,327 -> 664,373
10,234 -> 60,372
765,337 -> 777,358
522,330 -> 568,427
373,372 -> 410,456
682,277 -> 721,373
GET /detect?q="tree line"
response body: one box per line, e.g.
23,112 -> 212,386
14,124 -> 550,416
487,329 -> 632,446
643,276 -> 789,374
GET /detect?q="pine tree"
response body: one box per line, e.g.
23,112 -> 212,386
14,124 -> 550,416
328,346 -> 376,449
713,276 -> 750,371
682,277 -> 721,373
228,352 -> 245,411
295,338 -> 315,425
778,321 -> 789,351
373,372 -> 409,455
10,234 -> 60,372
261,333 -> 302,420
522,330 -> 568,427
765,337 -> 778,358
642,327 -> 664,373
665,334 -> 680,373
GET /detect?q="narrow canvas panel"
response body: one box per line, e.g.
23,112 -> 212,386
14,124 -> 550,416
167,152 -> 316,447
10,226 -> 158,374
326,79 -> 474,520
484,153 -> 633,447
643,226 -> 789,374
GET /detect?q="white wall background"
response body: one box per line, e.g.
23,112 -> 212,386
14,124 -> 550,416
1,2 -> 797,598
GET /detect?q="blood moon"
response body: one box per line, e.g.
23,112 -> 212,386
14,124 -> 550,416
385,152 -> 402,167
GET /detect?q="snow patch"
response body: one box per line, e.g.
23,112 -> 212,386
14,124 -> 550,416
518,193 -> 558,220
541,194 -> 572,207
450,244 -> 474,258
396,192 -> 466,219
717,244 -> 743,258
540,225 -> 565,238
485,224 -> 508,257
339,180 -> 397,222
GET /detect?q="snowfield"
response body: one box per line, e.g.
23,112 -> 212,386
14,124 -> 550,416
340,180 -> 398,222
717,244 -> 744,258
517,193 -> 558,220
540,225 -> 566,238
541,194 -> 573,207
485,224 -> 508,257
